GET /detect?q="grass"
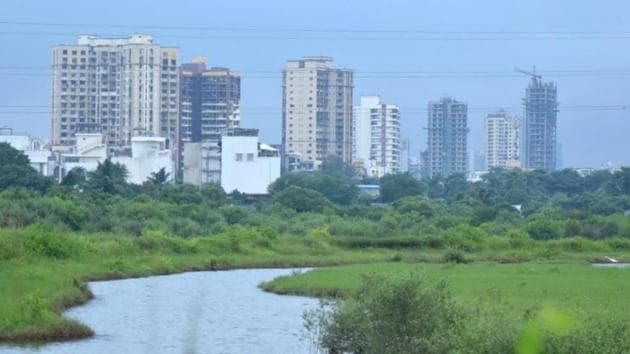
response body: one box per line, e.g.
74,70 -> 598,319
2,225 -> 630,344
261,262 -> 630,320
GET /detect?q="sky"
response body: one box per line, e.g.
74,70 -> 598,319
1,0 -> 630,168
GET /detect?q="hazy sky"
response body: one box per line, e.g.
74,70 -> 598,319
1,0 -> 630,168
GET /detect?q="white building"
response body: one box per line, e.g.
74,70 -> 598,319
353,96 -> 401,177
59,133 -> 172,184
0,127 -> 53,176
485,110 -> 522,169
51,34 -> 180,152
282,56 -> 353,170
221,130 -> 281,195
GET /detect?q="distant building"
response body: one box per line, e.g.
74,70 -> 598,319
485,110 -> 521,169
357,184 -> 380,199
425,97 -> 469,177
51,34 -> 180,153
0,127 -> 53,176
353,96 -> 401,177
112,137 -> 173,185
472,150 -> 487,172
182,141 -> 221,185
282,56 -> 353,170
59,133 -> 172,184
522,73 -> 558,171
179,56 -> 241,143
59,133 -> 108,177
220,129 -> 280,195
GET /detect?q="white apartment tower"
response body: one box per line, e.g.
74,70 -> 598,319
282,56 -> 353,170
51,35 -> 180,152
353,96 -> 401,177
485,110 -> 522,169
426,97 -> 469,177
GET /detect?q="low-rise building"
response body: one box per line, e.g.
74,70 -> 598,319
182,141 -> 221,185
221,129 -> 280,195
112,137 -> 173,185
0,127 -> 54,176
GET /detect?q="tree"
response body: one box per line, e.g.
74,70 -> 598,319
307,274 -> 461,354
269,172 -> 358,205
85,159 -> 129,195
61,167 -> 87,189
320,156 -> 355,179
147,167 -> 170,186
0,142 -> 53,193
379,173 -> 427,203
272,186 -> 334,212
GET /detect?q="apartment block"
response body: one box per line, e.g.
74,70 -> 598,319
51,34 -> 179,152
282,56 -> 353,170
485,110 -> 521,169
522,76 -> 558,171
426,97 -> 469,177
180,56 -> 241,143
353,96 -> 401,177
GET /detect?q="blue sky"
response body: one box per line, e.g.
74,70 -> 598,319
1,0 -> 630,168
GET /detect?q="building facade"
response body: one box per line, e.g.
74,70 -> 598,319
353,96 -> 401,177
51,34 -> 180,152
426,97 -> 469,177
282,56 -> 353,170
180,56 -> 241,143
522,76 -> 558,171
220,129 -> 281,195
485,110 -> 521,169
0,127 -> 53,176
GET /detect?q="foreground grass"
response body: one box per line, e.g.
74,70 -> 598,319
261,262 -> 630,320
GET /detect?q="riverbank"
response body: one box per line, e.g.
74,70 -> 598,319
261,262 -> 630,319
2,225 -> 630,344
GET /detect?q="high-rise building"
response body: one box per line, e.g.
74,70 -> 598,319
425,97 -> 469,177
353,96 -> 401,177
472,150 -> 487,172
179,56 -> 241,143
522,75 -> 558,171
282,56 -> 353,170
485,110 -> 521,169
51,34 -> 180,152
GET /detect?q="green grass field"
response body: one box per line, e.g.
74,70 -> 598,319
261,262 -> 630,319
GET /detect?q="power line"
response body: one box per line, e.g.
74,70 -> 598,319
2,30 -> 630,41
2,20 -> 630,36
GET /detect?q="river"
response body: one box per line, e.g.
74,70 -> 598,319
1,268 -> 320,354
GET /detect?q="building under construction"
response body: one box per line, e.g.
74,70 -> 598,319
519,69 -> 558,171
425,97 -> 469,177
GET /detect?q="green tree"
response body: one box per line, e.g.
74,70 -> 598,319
269,172 -> 358,205
85,159 -> 129,195
0,142 -> 52,193
379,173 -> 427,203
61,167 -> 87,190
272,186 -> 334,212
320,155 -> 355,179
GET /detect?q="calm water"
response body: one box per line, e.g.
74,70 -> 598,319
1,268 -> 320,354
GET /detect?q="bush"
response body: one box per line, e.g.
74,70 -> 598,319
306,274 -> 462,354
443,250 -> 468,264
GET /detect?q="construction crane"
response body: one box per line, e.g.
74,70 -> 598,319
514,66 -> 541,82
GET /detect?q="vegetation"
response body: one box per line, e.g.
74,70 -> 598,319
277,264 -> 630,353
1,144 -> 630,348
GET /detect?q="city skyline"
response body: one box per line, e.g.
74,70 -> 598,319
3,0 -> 630,168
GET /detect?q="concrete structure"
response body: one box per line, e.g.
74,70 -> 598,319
180,56 -> 241,143
220,129 -> 280,195
485,110 -> 521,169
282,56 -> 353,170
51,35 -> 180,152
182,141 -> 221,185
353,96 -> 401,177
471,150 -> 487,172
112,136 -> 173,185
425,97 -> 469,177
59,133 -> 172,184
522,74 -> 558,171
0,127 -> 53,176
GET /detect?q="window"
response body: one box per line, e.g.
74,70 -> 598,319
235,153 -> 243,161
246,153 -> 254,161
